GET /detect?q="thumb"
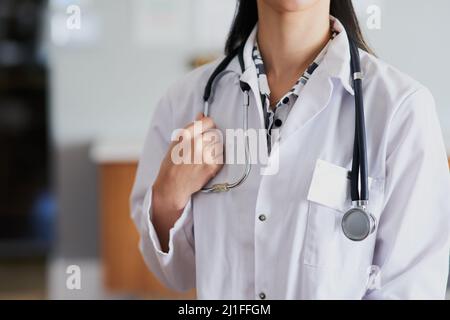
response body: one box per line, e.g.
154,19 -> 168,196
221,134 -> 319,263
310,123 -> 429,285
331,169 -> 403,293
195,112 -> 204,121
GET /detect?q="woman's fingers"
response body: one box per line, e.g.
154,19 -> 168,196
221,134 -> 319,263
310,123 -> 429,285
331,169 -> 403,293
195,112 -> 204,121
202,128 -> 223,146
203,141 -> 224,165
184,115 -> 216,138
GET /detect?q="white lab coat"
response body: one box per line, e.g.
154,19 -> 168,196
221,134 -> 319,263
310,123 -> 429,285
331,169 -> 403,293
130,22 -> 450,299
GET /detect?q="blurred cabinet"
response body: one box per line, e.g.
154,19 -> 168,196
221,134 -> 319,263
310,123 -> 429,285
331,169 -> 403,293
98,162 -> 195,299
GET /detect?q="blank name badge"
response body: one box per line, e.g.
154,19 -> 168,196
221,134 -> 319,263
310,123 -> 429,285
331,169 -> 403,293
307,159 -> 373,212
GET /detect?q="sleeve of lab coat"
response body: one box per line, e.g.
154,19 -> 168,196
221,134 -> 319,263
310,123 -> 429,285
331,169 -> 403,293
364,87 -> 450,300
130,93 -> 196,292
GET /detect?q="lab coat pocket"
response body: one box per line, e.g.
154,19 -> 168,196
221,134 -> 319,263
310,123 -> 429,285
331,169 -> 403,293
303,160 -> 383,268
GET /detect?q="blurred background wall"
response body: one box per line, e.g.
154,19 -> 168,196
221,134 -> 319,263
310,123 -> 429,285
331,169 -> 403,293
0,0 -> 449,299
358,0 -> 450,144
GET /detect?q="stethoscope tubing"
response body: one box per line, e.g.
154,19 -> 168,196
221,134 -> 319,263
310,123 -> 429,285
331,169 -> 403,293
200,88 -> 252,193
348,36 -> 369,202
199,36 -> 370,210
198,35 -> 376,241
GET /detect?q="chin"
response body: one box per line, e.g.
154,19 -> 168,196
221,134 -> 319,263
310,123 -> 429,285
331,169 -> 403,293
261,0 -> 324,12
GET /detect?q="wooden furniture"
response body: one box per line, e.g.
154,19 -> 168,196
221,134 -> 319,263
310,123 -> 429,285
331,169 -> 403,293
99,161 -> 195,299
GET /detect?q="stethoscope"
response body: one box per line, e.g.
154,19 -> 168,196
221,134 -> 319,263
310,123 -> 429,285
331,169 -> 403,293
199,34 -> 376,241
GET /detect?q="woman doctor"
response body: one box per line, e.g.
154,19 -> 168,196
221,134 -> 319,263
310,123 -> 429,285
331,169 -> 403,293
131,0 -> 450,299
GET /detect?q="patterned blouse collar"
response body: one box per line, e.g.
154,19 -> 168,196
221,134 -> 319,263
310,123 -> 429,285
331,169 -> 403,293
252,19 -> 340,108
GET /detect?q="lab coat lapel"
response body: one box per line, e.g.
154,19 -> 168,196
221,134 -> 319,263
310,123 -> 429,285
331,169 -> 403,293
279,20 -> 355,144
279,68 -> 334,142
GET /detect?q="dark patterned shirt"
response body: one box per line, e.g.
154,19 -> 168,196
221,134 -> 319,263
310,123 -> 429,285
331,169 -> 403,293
252,21 -> 340,152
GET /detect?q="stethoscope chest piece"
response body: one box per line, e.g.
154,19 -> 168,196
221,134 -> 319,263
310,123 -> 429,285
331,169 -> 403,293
341,201 -> 376,241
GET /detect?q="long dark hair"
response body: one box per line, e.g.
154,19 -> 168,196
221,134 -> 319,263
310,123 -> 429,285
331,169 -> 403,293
225,0 -> 372,55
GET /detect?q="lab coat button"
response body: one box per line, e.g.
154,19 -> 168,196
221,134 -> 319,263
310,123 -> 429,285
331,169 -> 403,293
259,292 -> 266,300
258,214 -> 267,222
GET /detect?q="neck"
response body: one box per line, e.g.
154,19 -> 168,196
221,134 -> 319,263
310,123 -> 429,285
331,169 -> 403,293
256,0 -> 331,79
